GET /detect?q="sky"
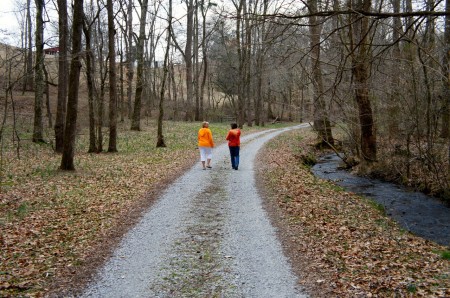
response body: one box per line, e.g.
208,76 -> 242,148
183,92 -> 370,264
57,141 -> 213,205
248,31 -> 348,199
0,0 -> 21,45
0,0 -> 197,48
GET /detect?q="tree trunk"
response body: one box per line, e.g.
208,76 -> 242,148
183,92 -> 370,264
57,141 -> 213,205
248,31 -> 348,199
83,16 -> 98,153
43,66 -> 53,128
170,62 -> 178,120
119,35 -> 125,122
157,0 -> 172,148
200,4 -> 208,122
194,0 -> 200,121
23,0 -> 33,92
244,0 -> 252,127
349,0 -> 377,161
95,9 -> 106,153
441,0 -> 450,138
309,0 -> 334,146
236,0 -> 245,128
443,0 -> 450,179
387,0 -> 402,136
107,0 -> 118,152
60,0 -> 84,171
55,0 -> 68,153
185,0 -> 194,121
126,0 -> 134,119
254,0 -> 268,127
33,0 -> 44,143
131,0 -> 149,131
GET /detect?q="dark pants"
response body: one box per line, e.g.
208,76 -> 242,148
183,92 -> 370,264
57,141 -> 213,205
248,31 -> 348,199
229,146 -> 240,169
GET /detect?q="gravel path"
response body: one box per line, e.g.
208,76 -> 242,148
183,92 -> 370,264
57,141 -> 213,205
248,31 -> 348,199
81,125 -> 309,298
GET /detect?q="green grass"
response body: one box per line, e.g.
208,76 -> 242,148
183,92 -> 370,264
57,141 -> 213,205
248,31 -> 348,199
368,199 -> 386,215
436,250 -> 450,260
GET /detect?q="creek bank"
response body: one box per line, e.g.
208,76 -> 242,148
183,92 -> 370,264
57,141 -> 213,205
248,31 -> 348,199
311,153 -> 450,247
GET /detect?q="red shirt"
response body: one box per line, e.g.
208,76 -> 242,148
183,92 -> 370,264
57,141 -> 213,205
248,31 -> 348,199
226,129 -> 241,147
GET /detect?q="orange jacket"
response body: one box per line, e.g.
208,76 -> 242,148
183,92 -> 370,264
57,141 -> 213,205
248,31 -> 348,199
226,129 -> 241,147
198,128 -> 214,147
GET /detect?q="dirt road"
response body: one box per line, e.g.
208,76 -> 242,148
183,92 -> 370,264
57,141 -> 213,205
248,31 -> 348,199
81,125 -> 309,298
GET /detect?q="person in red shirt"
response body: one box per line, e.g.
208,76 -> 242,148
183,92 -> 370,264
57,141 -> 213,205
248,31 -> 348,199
226,123 -> 241,170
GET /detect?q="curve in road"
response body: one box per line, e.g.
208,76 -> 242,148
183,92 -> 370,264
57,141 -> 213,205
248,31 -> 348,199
82,124 -> 309,298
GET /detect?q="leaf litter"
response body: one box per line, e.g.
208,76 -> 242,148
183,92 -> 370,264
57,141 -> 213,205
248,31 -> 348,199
1,122 -> 448,297
0,121 -> 265,297
257,128 -> 449,297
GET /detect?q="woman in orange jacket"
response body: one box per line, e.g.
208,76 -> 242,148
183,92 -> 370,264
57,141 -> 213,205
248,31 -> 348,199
198,121 -> 215,170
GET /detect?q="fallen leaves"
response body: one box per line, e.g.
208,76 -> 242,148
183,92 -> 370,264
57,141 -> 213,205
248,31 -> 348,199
0,121 -> 269,297
258,129 -> 450,297
0,122 -> 197,297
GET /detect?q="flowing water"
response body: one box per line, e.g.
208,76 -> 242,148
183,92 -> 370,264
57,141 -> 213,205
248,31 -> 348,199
311,153 -> 450,247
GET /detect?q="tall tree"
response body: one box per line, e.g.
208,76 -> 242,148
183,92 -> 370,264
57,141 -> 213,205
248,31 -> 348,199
309,0 -> 334,146
349,0 -> 377,161
61,0 -> 84,170
244,0 -> 252,127
194,0 -> 200,120
234,0 -> 245,127
199,1 -> 213,121
107,0 -> 118,152
131,0 -> 149,131
444,0 -> 450,178
32,0 -> 44,143
94,1 -> 107,153
157,0 -> 173,148
126,0 -> 134,119
83,2 -> 100,153
441,0 -> 450,138
55,0 -> 69,153
185,0 -> 195,121
254,0 -> 269,126
23,0 -> 33,92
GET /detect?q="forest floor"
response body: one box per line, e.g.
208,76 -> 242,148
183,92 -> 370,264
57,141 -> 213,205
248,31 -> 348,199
0,121 -> 449,297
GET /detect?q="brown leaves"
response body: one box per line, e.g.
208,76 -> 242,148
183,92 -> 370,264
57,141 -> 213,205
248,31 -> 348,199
0,121 -> 206,297
258,129 -> 449,297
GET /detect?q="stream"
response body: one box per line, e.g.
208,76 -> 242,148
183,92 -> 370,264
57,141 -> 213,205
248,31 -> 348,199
311,153 -> 450,247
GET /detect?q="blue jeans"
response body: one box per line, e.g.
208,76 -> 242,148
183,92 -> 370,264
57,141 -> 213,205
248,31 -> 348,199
229,146 -> 240,169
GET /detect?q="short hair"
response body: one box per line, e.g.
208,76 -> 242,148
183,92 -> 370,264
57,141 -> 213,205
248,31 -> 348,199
202,121 -> 209,128
231,123 -> 238,129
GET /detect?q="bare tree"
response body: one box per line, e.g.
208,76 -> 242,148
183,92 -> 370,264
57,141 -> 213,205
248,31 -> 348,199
233,0 -> 245,127
131,0 -> 149,131
94,0 -> 108,153
83,1 -> 101,153
32,0 -> 44,143
126,0 -> 134,119
107,0 -> 118,152
444,0 -> 450,177
55,0 -> 68,153
348,0 -> 377,161
441,0 -> 450,139
254,0 -> 269,126
185,0 -> 195,121
23,0 -> 33,92
157,0 -> 173,148
308,0 -> 334,146
60,0 -> 84,170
